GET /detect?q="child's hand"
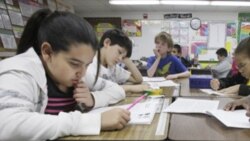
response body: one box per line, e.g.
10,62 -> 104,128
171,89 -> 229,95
153,49 -> 161,59
165,74 -> 178,80
210,79 -> 220,90
101,108 -> 130,130
224,97 -> 250,111
73,81 -> 94,108
246,107 -> 250,122
217,84 -> 240,95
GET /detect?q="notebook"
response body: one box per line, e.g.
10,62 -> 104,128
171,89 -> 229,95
163,98 -> 219,114
143,77 -> 166,82
164,98 -> 250,128
200,89 -> 225,96
88,100 -> 159,125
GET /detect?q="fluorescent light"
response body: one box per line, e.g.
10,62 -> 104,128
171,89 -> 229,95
109,0 -> 160,5
160,0 -> 210,5
211,1 -> 250,6
109,0 -> 250,6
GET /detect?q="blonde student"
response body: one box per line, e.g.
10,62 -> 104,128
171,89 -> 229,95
87,29 -> 149,93
0,9 -> 130,140
147,32 -> 190,79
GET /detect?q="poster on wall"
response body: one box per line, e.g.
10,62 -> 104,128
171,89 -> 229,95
122,19 -> 142,37
208,23 -> 226,48
239,22 -> 250,41
191,41 -> 207,55
85,17 -> 122,40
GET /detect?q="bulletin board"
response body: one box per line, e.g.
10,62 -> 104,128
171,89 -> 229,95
128,19 -> 237,61
0,0 -> 74,57
84,17 -> 122,40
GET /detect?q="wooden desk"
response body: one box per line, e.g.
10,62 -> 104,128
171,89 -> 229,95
168,97 -> 250,141
58,97 -> 171,140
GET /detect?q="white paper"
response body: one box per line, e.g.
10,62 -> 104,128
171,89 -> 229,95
164,98 -> 219,114
200,89 -> 225,96
88,100 -> 158,124
143,77 -> 166,82
207,109 -> 250,128
147,80 -> 179,89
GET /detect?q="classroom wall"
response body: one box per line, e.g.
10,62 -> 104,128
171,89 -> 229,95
79,11 -> 238,60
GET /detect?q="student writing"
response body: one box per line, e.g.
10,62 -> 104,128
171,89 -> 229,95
210,37 -> 250,96
223,37 -> 250,122
0,9 -> 130,140
147,32 -> 190,80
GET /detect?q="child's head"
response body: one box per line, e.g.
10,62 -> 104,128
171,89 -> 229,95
99,29 -> 132,66
216,48 -> 228,62
234,37 -> 250,79
172,44 -> 182,57
17,9 -> 98,87
154,32 -> 173,56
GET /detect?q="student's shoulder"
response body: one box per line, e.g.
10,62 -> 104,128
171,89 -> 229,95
147,56 -> 156,62
167,54 -> 179,62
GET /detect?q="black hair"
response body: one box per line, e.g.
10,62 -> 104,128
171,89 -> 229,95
173,44 -> 182,53
99,29 -> 132,58
216,48 -> 228,57
16,8 -> 100,84
235,37 -> 250,57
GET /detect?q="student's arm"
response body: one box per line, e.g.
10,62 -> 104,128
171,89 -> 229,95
166,70 -> 190,80
147,57 -> 161,77
165,56 -> 190,80
219,73 -> 247,89
217,84 -> 240,95
224,95 -> 250,111
0,72 -> 101,140
84,71 -> 126,109
123,57 -> 143,84
238,84 -> 250,96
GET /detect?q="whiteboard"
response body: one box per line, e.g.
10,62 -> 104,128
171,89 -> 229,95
198,49 -> 218,61
208,23 -> 226,48
130,20 -> 162,60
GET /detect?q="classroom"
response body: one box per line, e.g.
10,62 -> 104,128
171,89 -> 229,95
0,0 -> 250,140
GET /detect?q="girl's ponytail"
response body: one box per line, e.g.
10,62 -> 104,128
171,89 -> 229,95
16,9 -> 52,55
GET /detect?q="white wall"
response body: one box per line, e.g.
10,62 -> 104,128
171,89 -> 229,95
78,11 -> 238,60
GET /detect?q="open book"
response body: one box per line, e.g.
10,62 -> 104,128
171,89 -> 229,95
143,77 -> 166,82
147,80 -> 179,89
200,89 -> 225,96
164,98 -> 219,114
88,99 -> 159,124
164,98 -> 250,128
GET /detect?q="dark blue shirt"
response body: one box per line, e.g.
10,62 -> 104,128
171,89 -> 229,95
147,54 -> 187,76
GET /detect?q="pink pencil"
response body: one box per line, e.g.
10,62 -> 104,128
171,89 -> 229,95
126,94 -> 147,110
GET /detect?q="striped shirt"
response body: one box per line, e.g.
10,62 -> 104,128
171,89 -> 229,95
45,75 -> 77,115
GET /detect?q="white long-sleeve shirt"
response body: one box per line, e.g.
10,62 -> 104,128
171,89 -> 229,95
0,48 -> 125,141
87,55 -> 131,84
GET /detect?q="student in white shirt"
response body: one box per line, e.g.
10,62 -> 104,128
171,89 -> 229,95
0,9 -> 130,141
87,29 -> 149,93
207,48 -> 232,79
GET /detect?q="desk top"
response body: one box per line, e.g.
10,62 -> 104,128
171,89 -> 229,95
168,97 -> 250,141
59,97 -> 171,140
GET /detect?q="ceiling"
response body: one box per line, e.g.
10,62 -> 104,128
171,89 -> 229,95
64,0 -> 250,14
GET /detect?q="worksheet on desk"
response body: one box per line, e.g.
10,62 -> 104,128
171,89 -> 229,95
143,77 -> 166,82
200,89 -> 225,96
88,100 -> 159,125
147,80 -> 179,89
207,109 -> 250,129
163,98 -> 219,114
